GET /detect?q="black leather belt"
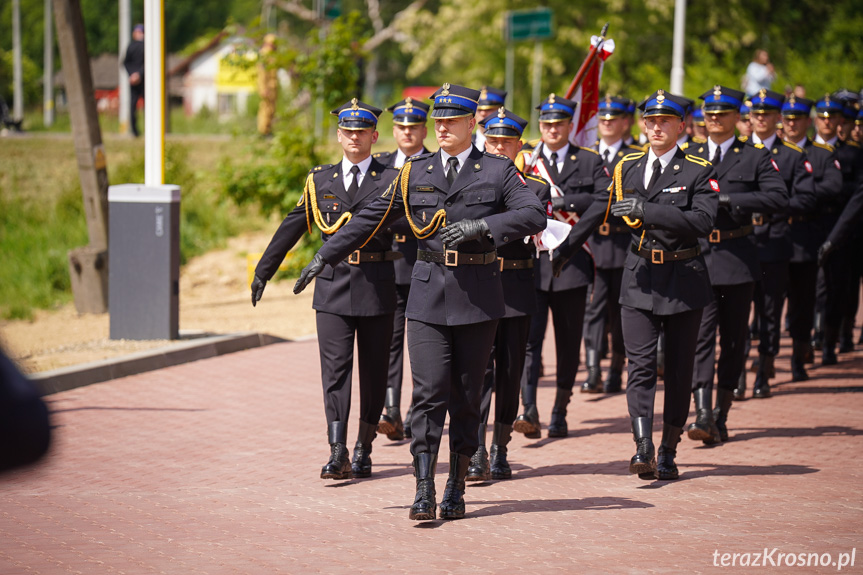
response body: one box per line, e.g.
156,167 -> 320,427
708,225 -> 753,243
631,243 -> 701,264
598,223 -> 630,236
417,249 -> 498,267
498,257 -> 534,271
346,250 -> 403,264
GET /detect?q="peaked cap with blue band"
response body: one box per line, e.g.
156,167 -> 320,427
331,98 -> 382,130
815,94 -> 844,117
639,90 -> 689,118
692,107 -> 705,125
857,108 -> 863,125
429,83 -> 481,119
699,85 -> 745,113
598,95 -> 630,119
832,89 -> 860,120
740,100 -> 752,119
677,95 -> 695,116
781,95 -> 814,118
386,97 -> 429,125
537,93 -> 578,122
480,107 -> 528,138
749,88 -> 785,113
625,98 -> 637,115
477,87 -> 507,111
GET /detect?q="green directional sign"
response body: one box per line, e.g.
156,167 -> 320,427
506,8 -> 553,42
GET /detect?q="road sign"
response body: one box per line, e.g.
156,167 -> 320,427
506,8 -> 553,42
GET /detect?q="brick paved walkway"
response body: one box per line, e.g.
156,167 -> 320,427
2,326 -> 862,574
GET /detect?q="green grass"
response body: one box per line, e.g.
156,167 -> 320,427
0,133 -> 268,320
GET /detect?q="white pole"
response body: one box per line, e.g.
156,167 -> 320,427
144,0 -> 165,186
530,41 -> 542,138
119,0 -> 131,134
43,0 -> 54,126
505,43 -> 514,110
12,0 -> 23,120
670,0 -> 686,95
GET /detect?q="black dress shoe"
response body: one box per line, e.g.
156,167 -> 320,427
686,388 -> 720,445
489,443 -> 511,479
377,407 -> 404,441
791,340 -> 809,382
351,443 -> 372,478
547,388 -> 571,437
580,350 -> 602,393
733,371 -> 747,401
465,445 -> 490,481
439,453 -> 469,520
321,443 -> 352,480
713,388 -> 733,442
514,405 -> 541,439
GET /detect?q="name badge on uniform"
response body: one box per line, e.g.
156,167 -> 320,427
662,186 -> 686,194
416,186 -> 434,192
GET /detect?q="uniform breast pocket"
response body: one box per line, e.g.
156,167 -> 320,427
318,200 -> 343,224
731,168 -> 758,185
675,258 -> 705,276
408,192 -> 440,222
574,177 -> 594,190
464,189 -> 497,207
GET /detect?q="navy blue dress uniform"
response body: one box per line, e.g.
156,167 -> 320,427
468,109 -> 549,481
293,84 -> 546,520
582,95 -> 646,395
472,87 -> 507,152
781,96 -> 844,381
748,89 -> 816,398
251,99 -> 400,481
514,93 -> 611,439
376,97 -> 431,442
813,94 -> 863,364
555,90 -> 718,480
683,86 -> 787,442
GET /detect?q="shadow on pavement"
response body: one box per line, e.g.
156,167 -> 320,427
729,425 -> 863,442
677,463 -> 819,479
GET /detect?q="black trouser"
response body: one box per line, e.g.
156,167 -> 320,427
623,306 -> 703,428
130,82 -> 144,137
522,287 -> 588,395
693,282 -> 755,393
756,261 -> 789,356
385,283 -> 411,403
479,314 -> 532,427
787,261 -> 818,342
407,318 -> 499,457
824,244 -> 858,341
583,267 -> 625,357
316,311 -> 393,428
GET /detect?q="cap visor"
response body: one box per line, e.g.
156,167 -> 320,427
338,121 -> 376,130
431,108 -> 474,119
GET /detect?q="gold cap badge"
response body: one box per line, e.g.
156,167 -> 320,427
497,107 -> 506,119
441,83 -> 451,96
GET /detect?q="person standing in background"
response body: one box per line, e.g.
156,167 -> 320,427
123,24 -> 145,138
742,50 -> 776,97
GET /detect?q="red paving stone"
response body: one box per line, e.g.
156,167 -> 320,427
2,322 -> 863,574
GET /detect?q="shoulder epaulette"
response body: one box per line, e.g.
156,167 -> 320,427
372,151 -> 392,159
812,140 -> 834,153
578,146 -> 599,155
521,138 -> 541,151
692,136 -> 707,144
680,142 -> 691,150
686,154 -> 712,167
524,174 -> 547,185
847,140 -> 861,148
310,163 -> 334,173
483,151 -> 510,161
781,140 -> 804,153
405,152 -> 434,162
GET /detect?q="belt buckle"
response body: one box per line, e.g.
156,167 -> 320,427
651,249 -> 664,264
498,257 -> 504,271
708,229 -> 721,243
752,214 -> 764,226
445,249 -> 458,266
348,250 -> 361,265
394,233 -> 406,243
598,223 -> 610,236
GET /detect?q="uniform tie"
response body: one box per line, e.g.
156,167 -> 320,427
347,165 -> 360,197
602,149 -> 611,165
446,156 -> 459,187
549,151 -> 560,179
712,146 -> 722,166
647,158 -> 662,190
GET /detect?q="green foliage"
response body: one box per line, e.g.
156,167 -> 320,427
0,48 -> 41,109
296,11 -> 368,110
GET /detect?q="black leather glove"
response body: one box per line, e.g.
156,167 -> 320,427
818,240 -> 834,267
718,193 -> 731,208
251,274 -> 266,307
293,253 -> 327,294
611,198 -> 644,220
550,196 -> 566,211
439,219 -> 490,247
551,248 -> 570,277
